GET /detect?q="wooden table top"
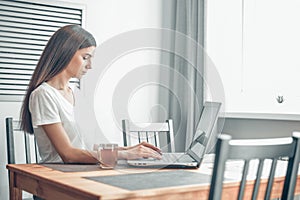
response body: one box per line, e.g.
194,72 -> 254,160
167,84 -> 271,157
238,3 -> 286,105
7,163 -> 213,200
6,155 -> 300,200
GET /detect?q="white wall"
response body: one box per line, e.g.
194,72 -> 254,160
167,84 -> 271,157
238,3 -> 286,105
0,0 -> 162,199
76,0 -> 163,147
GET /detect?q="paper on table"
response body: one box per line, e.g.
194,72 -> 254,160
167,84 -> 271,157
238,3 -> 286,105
199,154 -> 291,182
223,159 -> 289,182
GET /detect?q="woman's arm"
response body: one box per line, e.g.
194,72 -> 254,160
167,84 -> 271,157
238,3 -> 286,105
42,123 -> 162,163
42,123 -> 98,163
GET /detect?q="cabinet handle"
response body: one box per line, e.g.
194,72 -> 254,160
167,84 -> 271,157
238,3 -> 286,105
276,95 -> 284,103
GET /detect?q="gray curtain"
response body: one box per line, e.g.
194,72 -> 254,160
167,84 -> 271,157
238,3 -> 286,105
159,0 -> 205,151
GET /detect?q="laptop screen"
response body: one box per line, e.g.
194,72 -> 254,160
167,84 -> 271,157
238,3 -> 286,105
187,102 -> 221,163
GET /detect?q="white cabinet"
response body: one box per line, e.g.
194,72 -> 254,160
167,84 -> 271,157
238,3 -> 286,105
206,0 -> 300,119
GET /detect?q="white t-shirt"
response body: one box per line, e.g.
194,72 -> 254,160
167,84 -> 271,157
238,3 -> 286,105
29,82 -> 85,163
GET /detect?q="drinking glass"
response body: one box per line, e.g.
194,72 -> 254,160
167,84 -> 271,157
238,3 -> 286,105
97,143 -> 118,169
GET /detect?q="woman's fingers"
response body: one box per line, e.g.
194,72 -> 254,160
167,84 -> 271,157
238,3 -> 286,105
125,144 -> 162,160
121,141 -> 164,160
140,141 -> 162,154
138,145 -> 162,159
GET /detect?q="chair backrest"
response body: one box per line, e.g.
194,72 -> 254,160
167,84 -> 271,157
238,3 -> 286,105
209,132 -> 300,200
6,117 -> 38,164
122,119 -> 175,152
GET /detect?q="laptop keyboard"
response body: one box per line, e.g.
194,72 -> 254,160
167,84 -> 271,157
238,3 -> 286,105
161,153 -> 184,162
136,153 -> 196,164
146,153 -> 194,163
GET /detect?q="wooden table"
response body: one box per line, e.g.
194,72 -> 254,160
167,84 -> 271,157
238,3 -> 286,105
6,159 -> 300,200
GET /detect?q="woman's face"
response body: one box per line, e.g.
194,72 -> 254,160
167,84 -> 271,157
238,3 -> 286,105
65,46 -> 96,79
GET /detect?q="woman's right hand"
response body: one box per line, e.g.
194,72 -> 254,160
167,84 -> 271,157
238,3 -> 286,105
118,142 -> 162,160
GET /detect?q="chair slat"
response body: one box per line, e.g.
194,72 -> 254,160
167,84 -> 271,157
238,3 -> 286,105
252,159 -> 264,200
265,159 -> 277,200
146,132 -> 149,143
6,117 -> 15,164
282,132 -> 300,199
122,119 -> 130,146
238,160 -> 250,200
24,133 -> 31,164
34,137 -> 39,163
138,132 -> 141,143
155,131 -> 160,148
167,119 -> 175,152
209,134 -> 230,200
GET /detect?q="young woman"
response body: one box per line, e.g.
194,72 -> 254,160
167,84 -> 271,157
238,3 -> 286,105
20,25 -> 162,164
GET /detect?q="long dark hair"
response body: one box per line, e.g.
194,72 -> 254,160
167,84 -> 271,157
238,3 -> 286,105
20,25 -> 96,133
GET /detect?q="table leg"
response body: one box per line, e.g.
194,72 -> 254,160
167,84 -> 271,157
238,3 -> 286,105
9,171 -> 22,200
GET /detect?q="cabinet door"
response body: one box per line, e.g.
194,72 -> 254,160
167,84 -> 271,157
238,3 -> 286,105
206,0 -> 300,117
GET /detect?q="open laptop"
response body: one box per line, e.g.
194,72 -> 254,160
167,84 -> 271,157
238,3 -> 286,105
127,101 -> 221,168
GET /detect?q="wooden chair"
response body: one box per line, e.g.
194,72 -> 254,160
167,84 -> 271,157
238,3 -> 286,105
122,119 -> 175,152
209,132 -> 300,200
6,117 -> 38,164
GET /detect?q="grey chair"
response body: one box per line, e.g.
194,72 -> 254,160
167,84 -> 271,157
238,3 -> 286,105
122,119 -> 175,152
208,133 -> 300,200
6,117 -> 40,200
6,117 -> 38,164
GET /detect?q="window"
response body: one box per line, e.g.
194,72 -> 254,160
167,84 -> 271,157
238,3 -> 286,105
0,0 -> 85,101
